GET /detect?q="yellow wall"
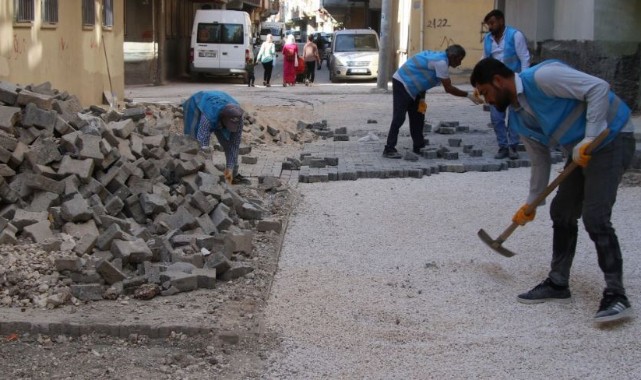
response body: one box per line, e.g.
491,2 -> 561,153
0,0 -> 124,107
407,0 -> 494,71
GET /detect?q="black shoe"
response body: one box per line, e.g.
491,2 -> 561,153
494,147 -> 509,159
594,291 -> 632,323
508,146 -> 519,160
413,143 -> 426,154
232,174 -> 251,185
383,148 -> 402,159
517,278 -> 572,304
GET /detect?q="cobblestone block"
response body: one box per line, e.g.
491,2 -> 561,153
58,156 -> 95,182
256,218 -> 282,233
22,220 -> 53,243
55,257 -> 82,272
470,149 -> 483,157
12,209 -> 48,230
333,134 -> 349,141
95,258 -> 127,286
435,127 -> 456,134
63,219 -> 100,240
160,271 -> 199,293
483,163 -> 503,172
192,268 -> 217,289
22,102 -> 57,130
165,205 -> 198,231
77,134 -> 104,161
443,152 -> 459,160
456,125 -> 470,133
16,89 -> 54,110
122,107 -> 146,121
237,202 -> 263,220
241,155 -> 258,164
463,144 -> 474,153
220,263 -> 254,281
0,82 -> 19,105
223,229 -> 253,256
112,238 -> 153,264
0,105 -> 21,133
70,284 -> 104,301
61,194 -> 93,222
74,233 -> 98,256
448,138 -> 462,147
421,150 -> 438,159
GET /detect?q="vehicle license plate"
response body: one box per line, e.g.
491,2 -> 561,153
351,68 -> 367,73
199,50 -> 217,58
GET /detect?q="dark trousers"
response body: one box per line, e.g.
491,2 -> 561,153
246,73 -> 255,85
385,78 -> 425,150
548,132 -> 635,295
305,61 -> 316,82
262,61 -> 273,83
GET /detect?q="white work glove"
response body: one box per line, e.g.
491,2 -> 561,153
572,137 -> 595,167
467,91 -> 483,105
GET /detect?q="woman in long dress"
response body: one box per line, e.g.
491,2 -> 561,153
281,34 -> 299,86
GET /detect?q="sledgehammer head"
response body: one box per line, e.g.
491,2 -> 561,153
477,228 -> 516,258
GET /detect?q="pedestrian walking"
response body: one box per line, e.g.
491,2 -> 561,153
471,57 -> 636,323
303,35 -> 320,86
281,34 -> 299,86
482,9 -> 531,159
383,44 -> 483,158
255,34 -> 276,87
183,91 -> 250,185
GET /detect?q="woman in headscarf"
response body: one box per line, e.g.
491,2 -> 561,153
281,34 -> 299,86
183,91 -> 249,185
255,34 -> 276,87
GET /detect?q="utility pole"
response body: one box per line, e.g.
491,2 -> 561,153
377,0 -> 392,90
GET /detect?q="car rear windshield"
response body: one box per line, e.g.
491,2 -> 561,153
334,34 -> 378,52
260,28 -> 280,36
197,23 -> 244,44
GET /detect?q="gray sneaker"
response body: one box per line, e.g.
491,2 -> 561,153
594,291 -> 633,323
517,278 -> 571,304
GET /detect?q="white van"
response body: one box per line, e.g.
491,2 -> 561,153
190,10 -> 253,80
259,21 -> 286,50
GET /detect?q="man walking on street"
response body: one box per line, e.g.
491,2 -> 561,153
383,44 -> 483,159
471,58 -> 636,323
482,9 -> 530,159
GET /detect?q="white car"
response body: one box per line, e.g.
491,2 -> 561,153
329,29 -> 380,82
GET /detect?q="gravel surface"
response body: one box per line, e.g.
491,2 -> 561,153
263,168 -> 641,379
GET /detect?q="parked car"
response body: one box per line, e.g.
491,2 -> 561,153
311,32 -> 333,69
329,29 -> 379,82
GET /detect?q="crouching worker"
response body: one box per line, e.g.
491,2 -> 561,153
183,91 -> 250,185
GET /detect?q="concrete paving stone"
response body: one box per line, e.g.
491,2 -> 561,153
61,194 -> 93,222
334,134 -> 349,141
463,144 -> 474,153
16,89 -> 54,110
70,284 -> 104,301
23,220 -> 54,243
470,149 -> 483,157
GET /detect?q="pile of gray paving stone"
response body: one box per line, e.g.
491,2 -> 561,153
0,81 -> 286,308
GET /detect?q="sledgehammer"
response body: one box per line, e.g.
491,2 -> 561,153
478,129 -> 610,257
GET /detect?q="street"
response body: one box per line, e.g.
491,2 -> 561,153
126,75 -> 641,378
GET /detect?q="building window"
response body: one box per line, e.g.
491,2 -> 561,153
82,0 -> 96,27
42,0 -> 58,24
103,0 -> 114,28
15,0 -> 35,23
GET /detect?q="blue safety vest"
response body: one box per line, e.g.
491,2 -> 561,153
395,51 -> 447,98
509,60 -> 630,148
484,26 -> 522,72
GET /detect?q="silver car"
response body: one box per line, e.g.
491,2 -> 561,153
329,29 -> 380,82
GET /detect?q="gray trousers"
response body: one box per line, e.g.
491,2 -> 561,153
548,132 -> 635,294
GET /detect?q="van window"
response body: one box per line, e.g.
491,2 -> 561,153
260,27 -> 280,36
197,23 -> 244,44
334,34 -> 379,52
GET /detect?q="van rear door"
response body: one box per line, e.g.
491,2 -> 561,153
193,21 -> 246,72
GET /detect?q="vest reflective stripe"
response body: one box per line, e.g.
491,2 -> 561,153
396,51 -> 446,98
484,26 -> 521,72
511,60 -> 630,148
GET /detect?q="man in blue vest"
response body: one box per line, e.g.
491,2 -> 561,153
482,9 -> 530,160
383,44 -> 483,159
470,58 -> 636,323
